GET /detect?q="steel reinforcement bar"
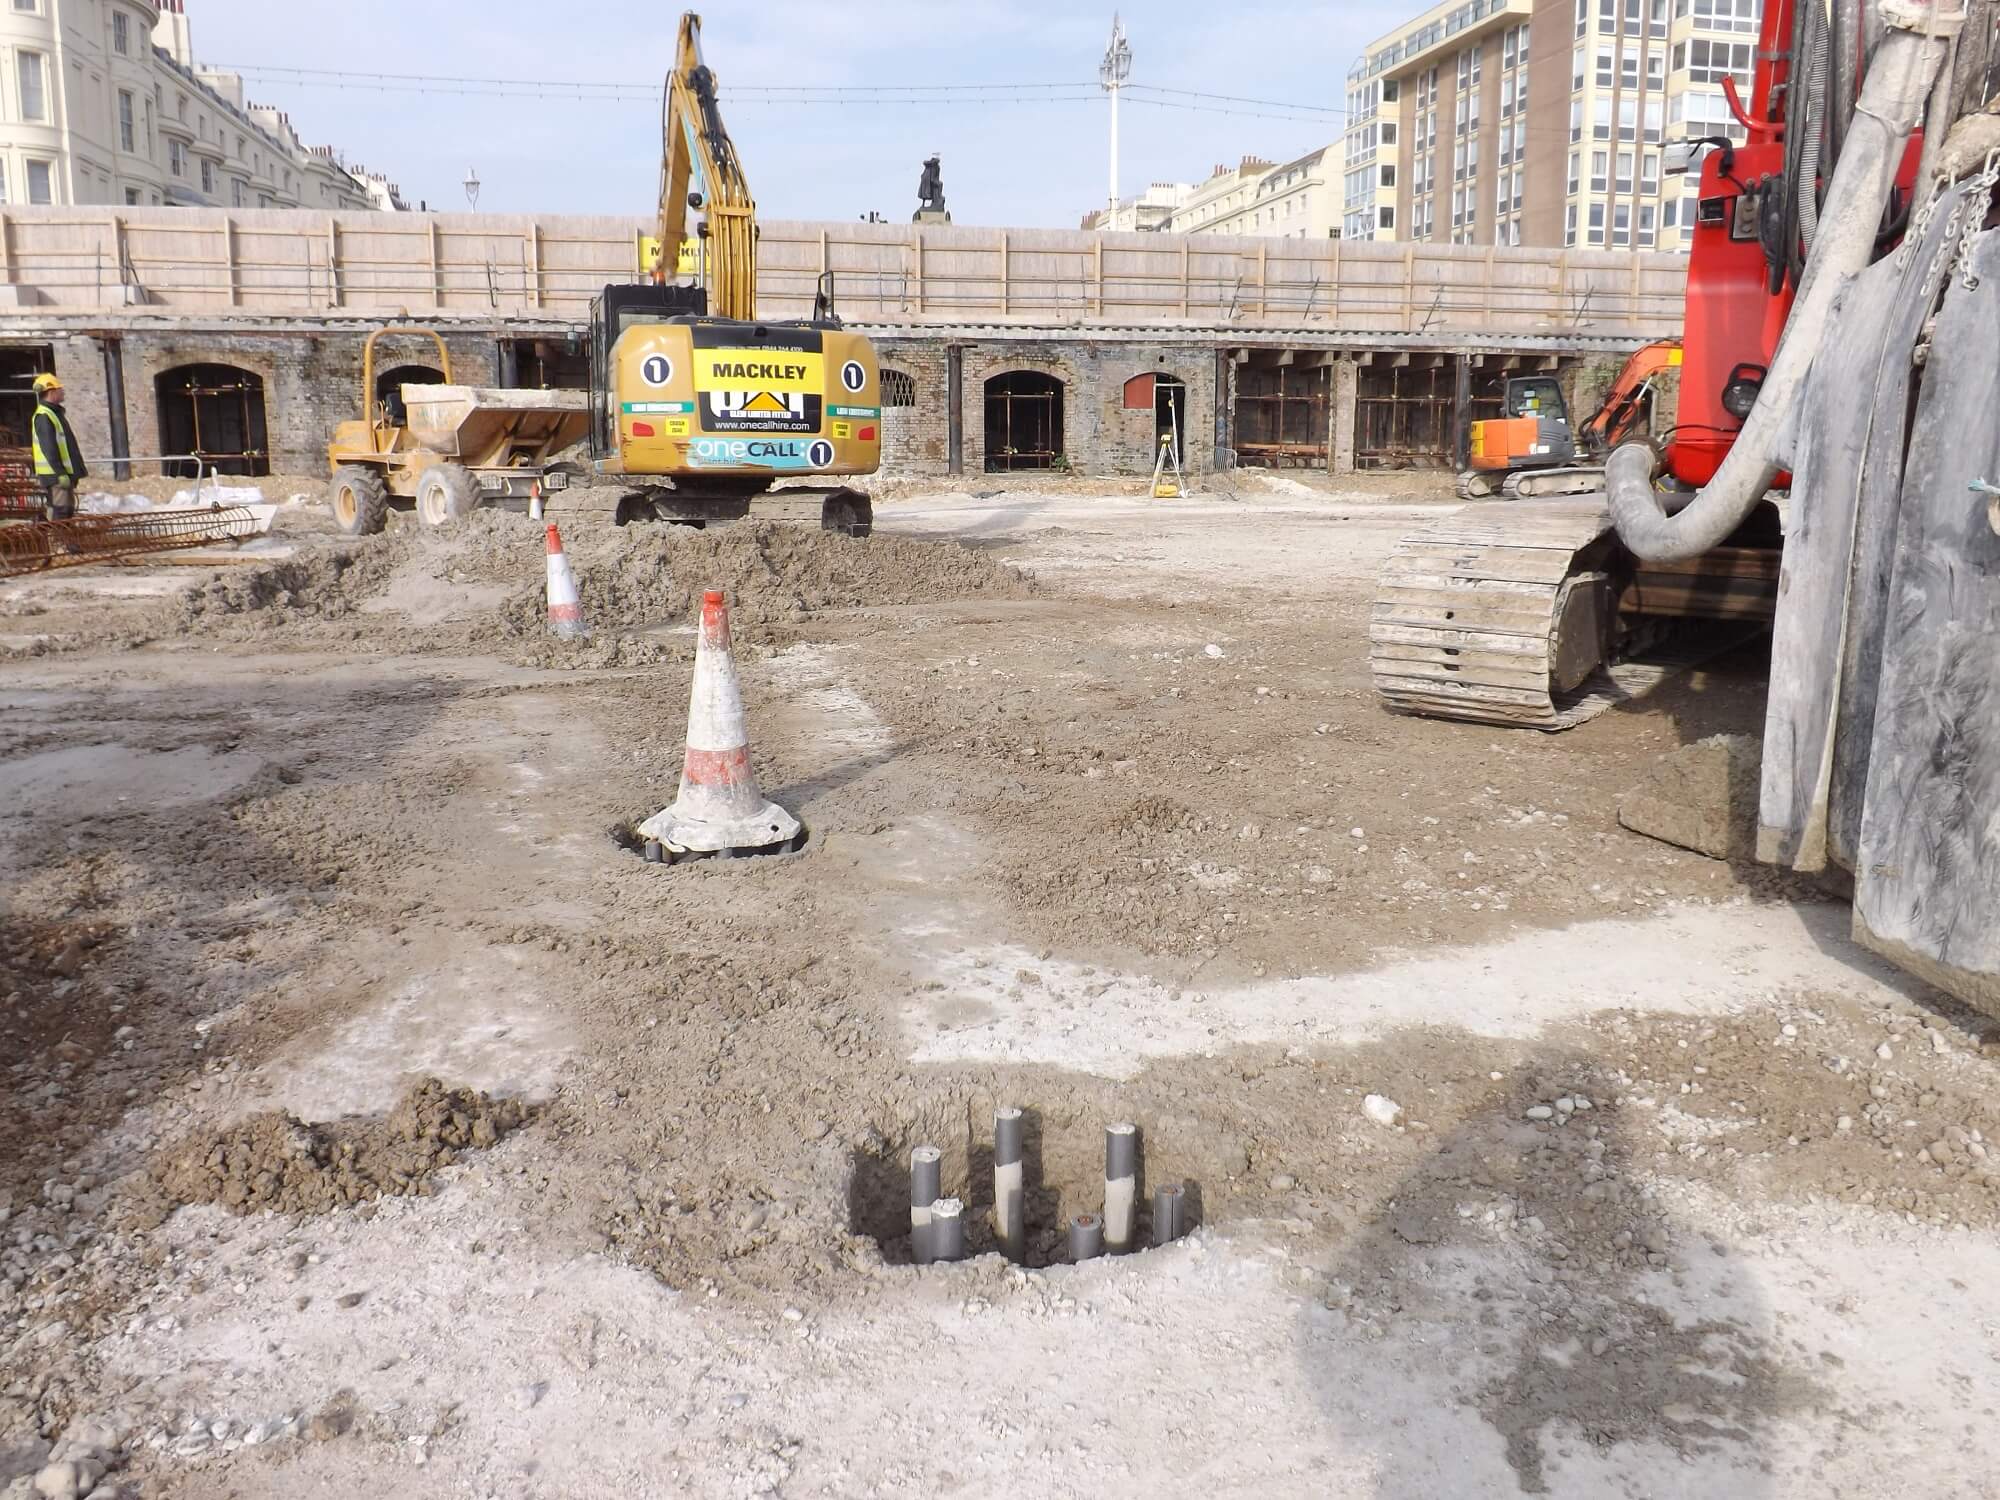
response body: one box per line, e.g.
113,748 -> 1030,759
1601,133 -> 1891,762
0,506 -> 265,578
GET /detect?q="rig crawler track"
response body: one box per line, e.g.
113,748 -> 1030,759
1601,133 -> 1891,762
1370,497 -> 1778,730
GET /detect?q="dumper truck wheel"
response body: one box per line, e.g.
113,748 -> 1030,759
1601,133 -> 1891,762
330,465 -> 388,537
415,463 -> 480,527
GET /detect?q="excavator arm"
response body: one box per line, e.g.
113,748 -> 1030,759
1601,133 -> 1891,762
656,12 -> 756,321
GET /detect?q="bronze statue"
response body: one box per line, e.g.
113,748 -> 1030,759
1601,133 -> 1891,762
917,155 -> 945,214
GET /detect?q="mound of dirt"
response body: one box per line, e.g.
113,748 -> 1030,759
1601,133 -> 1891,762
131,1078 -> 534,1224
498,521 -> 1036,637
150,512 -> 1032,651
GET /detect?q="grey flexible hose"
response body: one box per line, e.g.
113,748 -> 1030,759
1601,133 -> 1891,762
1606,23 -> 1950,563
1798,0 -> 1832,257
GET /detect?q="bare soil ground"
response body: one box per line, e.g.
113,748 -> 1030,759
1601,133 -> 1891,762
4,472 -> 1999,1500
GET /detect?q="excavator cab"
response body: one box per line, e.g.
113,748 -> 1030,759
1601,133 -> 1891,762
1468,377 -> 1579,476
1503,376 -> 1569,425
586,281 -> 707,462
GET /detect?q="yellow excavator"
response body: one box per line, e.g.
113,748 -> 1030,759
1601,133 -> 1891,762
579,11 -> 879,533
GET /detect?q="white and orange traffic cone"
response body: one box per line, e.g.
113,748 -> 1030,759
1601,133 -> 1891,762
544,523 -> 587,639
638,589 -> 800,855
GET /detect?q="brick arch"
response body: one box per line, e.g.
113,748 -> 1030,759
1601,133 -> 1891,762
982,368 -> 1067,473
152,361 -> 271,478
879,367 -> 917,408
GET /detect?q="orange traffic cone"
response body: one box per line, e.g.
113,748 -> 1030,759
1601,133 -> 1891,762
545,524 -> 587,639
638,590 -> 800,854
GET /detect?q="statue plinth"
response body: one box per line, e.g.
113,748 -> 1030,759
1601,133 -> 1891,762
913,209 -> 951,225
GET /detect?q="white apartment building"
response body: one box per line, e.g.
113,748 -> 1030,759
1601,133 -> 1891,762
1083,152 -> 1343,239
1083,180 -> 1193,231
0,0 -> 396,210
1342,0 -> 1759,250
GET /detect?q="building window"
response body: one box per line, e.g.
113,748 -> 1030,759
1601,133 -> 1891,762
1593,97 -> 1612,140
1623,0 -> 1643,33
1572,42 -> 1586,88
1690,0 -> 1759,32
1381,121 -> 1398,144
124,186 -> 139,205
1382,78 -> 1399,102
11,0 -> 37,11
1380,163 -> 1396,188
1590,149 -> 1609,190
1613,202 -> 1632,245
1619,97 -> 1639,141
1566,203 -> 1579,245
112,9 -> 129,51
16,51 -> 46,122
1577,0 -> 1590,36
1647,46 -> 1665,84
1598,0 -> 1616,31
1651,0 -> 1670,34
1645,96 -> 1664,142
232,179 -> 245,207
26,159 -> 53,205
1615,149 -> 1634,192
1568,149 -> 1581,194
177,93 -> 188,123
118,90 -> 135,152
170,141 -> 187,176
1639,203 -> 1657,246
1571,100 -> 1584,142
1621,47 -> 1639,87
1642,149 -> 1661,191
1684,38 -> 1756,85
1588,201 -> 1606,244
201,158 -> 214,194
1378,205 -> 1395,230
1596,43 -> 1614,84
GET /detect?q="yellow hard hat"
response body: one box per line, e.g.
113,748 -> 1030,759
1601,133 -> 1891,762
31,372 -> 61,394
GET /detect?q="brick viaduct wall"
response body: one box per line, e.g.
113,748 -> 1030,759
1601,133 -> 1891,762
7,318 -> 1637,482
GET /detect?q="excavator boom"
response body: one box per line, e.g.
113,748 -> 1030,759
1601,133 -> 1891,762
657,13 -> 756,321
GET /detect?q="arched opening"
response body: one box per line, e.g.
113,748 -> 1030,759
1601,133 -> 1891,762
154,364 -> 269,477
1122,371 -> 1188,465
375,363 -> 446,428
880,368 -> 916,408
983,370 -> 1065,472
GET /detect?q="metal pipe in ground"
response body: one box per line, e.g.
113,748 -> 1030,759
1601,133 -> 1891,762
929,1197 -> 966,1263
993,1107 -> 1025,1262
909,1145 -> 941,1265
1070,1213 -> 1104,1262
1152,1183 -> 1186,1246
1103,1122 -> 1138,1253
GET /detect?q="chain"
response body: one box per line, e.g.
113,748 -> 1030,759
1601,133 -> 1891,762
1950,146 -> 2000,291
1897,175 -> 1951,272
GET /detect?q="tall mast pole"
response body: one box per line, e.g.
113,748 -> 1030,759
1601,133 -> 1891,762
1099,14 -> 1132,225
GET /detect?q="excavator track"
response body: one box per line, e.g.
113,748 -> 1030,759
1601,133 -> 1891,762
1371,498 -> 1771,730
1371,498 -> 1623,729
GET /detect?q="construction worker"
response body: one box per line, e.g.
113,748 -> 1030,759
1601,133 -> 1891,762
30,372 -> 86,521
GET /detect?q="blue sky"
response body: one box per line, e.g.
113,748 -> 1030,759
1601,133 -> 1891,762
189,1 -> 1409,223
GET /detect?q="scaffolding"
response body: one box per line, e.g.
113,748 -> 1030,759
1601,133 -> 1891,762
1233,364 -> 1329,468
983,372 -> 1065,472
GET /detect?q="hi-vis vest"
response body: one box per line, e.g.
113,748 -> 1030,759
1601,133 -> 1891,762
32,400 -> 76,478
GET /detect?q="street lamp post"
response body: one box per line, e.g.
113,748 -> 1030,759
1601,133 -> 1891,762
463,166 -> 481,211
1099,14 -> 1132,228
